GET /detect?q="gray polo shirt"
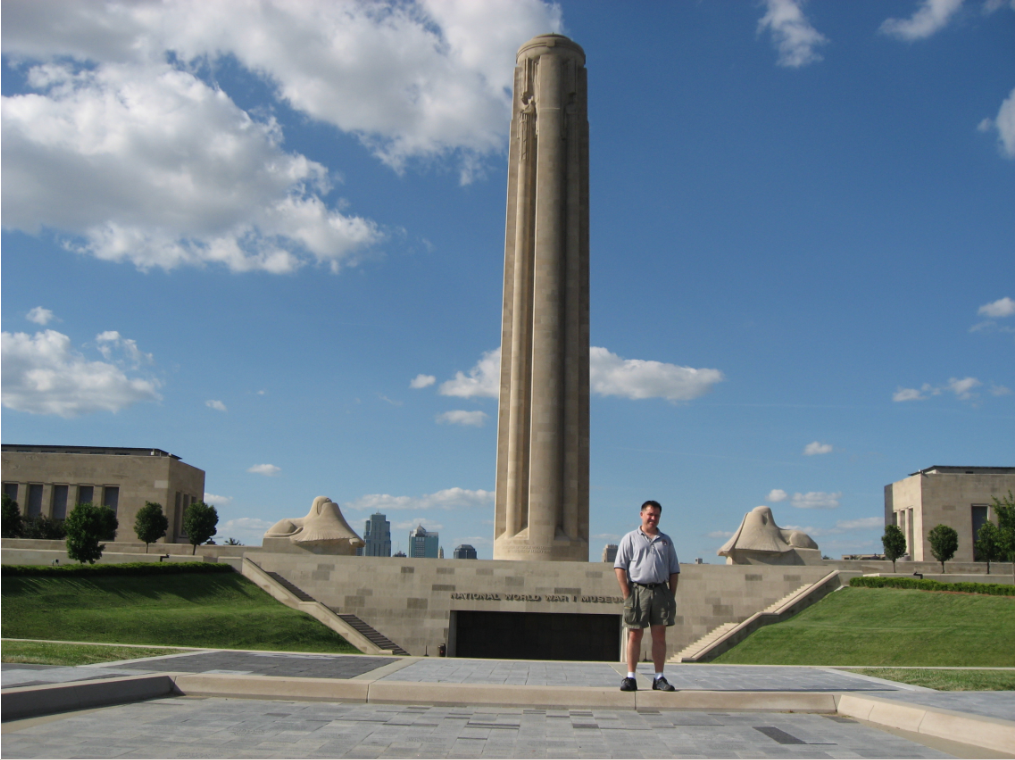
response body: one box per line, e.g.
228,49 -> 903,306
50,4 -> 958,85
614,528 -> 680,584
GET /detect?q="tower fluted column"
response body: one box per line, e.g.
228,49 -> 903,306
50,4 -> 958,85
494,34 -> 589,561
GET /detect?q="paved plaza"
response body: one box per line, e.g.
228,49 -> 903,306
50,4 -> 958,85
3,653 -> 1013,758
2,697 -> 954,759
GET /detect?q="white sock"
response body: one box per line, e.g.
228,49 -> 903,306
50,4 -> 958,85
655,673 -> 664,680
627,672 -> 636,679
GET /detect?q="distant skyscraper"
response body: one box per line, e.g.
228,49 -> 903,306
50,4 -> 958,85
438,546 -> 444,559
409,525 -> 439,558
453,544 -> 478,560
601,544 -> 617,563
360,512 -> 391,557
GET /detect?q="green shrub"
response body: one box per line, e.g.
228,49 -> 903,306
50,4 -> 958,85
1,562 -> 235,577
850,575 -> 1015,596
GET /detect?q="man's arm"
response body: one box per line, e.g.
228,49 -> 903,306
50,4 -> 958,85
668,572 -> 679,596
615,567 -> 632,599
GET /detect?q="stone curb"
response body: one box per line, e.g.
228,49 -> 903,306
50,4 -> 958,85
5,672 -> 1012,757
836,693 -> 1015,756
2,674 -> 176,721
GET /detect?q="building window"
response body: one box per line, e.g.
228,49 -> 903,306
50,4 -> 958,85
52,485 -> 69,520
77,486 -> 94,506
3,483 -> 18,502
971,505 -> 989,560
103,486 -> 120,515
27,484 -> 44,517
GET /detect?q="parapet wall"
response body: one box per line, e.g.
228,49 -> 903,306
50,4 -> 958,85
252,553 -> 832,661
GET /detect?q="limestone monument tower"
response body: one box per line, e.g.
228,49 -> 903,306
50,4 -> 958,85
493,34 -> 589,562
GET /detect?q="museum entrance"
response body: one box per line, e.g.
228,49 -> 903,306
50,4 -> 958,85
452,611 -> 621,661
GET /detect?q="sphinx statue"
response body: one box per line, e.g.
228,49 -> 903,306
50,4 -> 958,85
717,506 -> 822,565
263,496 -> 364,555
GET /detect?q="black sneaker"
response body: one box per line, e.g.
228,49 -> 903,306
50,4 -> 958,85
652,676 -> 676,692
620,677 -> 637,692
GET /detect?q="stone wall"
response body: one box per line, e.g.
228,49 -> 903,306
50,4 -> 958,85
251,553 -> 832,661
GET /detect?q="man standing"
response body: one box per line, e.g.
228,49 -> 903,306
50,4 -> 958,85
614,500 -> 680,692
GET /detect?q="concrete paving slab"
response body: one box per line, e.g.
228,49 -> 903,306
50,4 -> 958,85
114,651 -> 396,679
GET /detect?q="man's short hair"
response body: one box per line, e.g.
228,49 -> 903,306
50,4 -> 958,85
641,500 -> 662,512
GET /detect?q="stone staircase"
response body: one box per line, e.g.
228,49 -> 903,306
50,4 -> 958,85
670,570 -> 842,663
242,558 -> 408,656
335,613 -> 410,656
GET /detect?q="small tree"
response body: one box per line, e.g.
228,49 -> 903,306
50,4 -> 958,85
928,524 -> 958,573
183,501 -> 218,555
65,503 -> 118,564
2,494 -> 24,538
975,520 -> 1002,574
881,524 -> 907,573
224,537 -> 243,546
134,501 -> 169,553
992,490 -> 1015,582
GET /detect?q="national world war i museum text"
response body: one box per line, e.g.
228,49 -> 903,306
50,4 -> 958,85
1,444 -> 205,544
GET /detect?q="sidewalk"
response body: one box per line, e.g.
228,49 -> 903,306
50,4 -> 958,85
3,652 -> 1013,758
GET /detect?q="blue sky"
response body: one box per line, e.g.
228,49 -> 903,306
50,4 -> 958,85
2,0 -> 1012,561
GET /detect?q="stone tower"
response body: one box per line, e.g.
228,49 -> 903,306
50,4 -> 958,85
493,34 -> 589,562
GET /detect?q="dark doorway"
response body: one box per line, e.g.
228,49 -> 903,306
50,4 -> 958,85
454,611 -> 620,661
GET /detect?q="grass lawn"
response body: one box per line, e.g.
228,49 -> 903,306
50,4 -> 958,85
2,640 -> 188,666
1,573 -> 358,654
710,587 -> 1015,667
842,668 -> 1015,691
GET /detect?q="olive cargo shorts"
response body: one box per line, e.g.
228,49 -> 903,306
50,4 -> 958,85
623,583 -> 676,628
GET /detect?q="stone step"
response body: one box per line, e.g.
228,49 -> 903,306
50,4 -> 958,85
263,571 -> 315,602
335,613 -> 410,656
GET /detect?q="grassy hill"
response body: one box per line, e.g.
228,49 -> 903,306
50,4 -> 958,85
2,572 -> 357,654
710,586 -> 1015,667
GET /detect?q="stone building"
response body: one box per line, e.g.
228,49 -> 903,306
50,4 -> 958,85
1,445 -> 205,544
885,466 -> 1015,563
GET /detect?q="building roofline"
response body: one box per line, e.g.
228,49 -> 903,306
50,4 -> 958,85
910,465 -> 1015,476
2,444 -> 181,460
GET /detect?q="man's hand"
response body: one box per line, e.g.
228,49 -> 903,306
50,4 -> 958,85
615,567 -> 631,599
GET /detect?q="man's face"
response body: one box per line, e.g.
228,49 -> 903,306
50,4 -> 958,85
641,506 -> 661,533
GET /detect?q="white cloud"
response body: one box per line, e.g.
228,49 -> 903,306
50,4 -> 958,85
248,463 -> 281,476
436,410 -> 488,427
203,493 -> 233,506
205,399 -> 227,412
978,296 -> 1015,318
440,348 -> 501,398
946,376 -> 981,400
410,374 -> 436,389
879,0 -> 965,41
441,346 -> 725,403
893,378 -> 984,402
990,384 -> 1012,396
757,0 -> 829,68
2,59 -> 381,274
346,487 -> 493,512
1,0 -> 560,187
790,491 -> 841,510
835,517 -> 883,531
1,328 -> 161,417
392,518 -> 444,532
707,530 -> 735,539
590,347 -> 724,402
26,307 -> 56,325
95,330 -> 153,365
767,489 -> 788,502
214,516 -> 273,545
803,441 -> 833,456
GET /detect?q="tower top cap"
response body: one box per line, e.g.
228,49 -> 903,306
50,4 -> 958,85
517,33 -> 585,64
